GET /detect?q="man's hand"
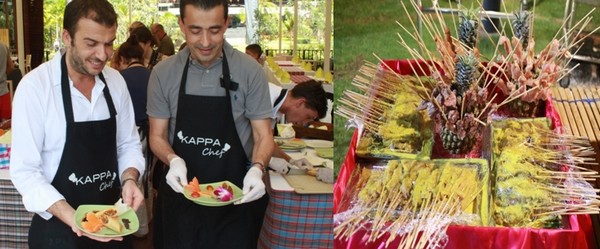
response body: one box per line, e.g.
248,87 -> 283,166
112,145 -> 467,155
290,158 -> 312,169
316,168 -> 334,184
269,157 -> 291,174
166,156 -> 187,193
48,200 -> 124,242
235,167 -> 265,204
72,226 -> 123,242
121,179 -> 144,211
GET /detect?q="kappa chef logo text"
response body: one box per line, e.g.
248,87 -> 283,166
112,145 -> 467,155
68,171 -> 117,191
177,130 -> 231,158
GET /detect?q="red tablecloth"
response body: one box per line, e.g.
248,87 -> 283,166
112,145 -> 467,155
290,75 -> 313,84
333,59 -> 596,249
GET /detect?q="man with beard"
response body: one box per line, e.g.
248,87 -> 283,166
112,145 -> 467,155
147,0 -> 274,248
10,1 -> 145,248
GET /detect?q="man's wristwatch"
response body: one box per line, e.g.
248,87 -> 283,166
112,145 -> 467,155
252,162 -> 266,173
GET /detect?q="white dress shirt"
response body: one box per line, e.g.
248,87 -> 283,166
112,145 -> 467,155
10,54 -> 145,219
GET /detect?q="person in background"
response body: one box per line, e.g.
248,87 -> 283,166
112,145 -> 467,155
178,42 -> 187,52
0,42 -> 14,121
117,37 -> 150,126
117,36 -> 152,238
110,47 -> 124,71
245,43 -> 264,65
150,23 -> 175,56
129,26 -> 162,70
111,21 -> 147,71
147,0 -> 274,248
245,48 -> 333,182
267,80 -> 328,174
128,21 -> 145,34
244,48 -> 325,173
10,0 -> 145,248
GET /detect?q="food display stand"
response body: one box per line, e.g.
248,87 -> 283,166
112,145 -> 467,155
333,59 -> 597,249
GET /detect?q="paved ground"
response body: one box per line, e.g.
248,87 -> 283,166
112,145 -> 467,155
225,26 -> 248,51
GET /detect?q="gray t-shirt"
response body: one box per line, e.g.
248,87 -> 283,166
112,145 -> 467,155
147,41 -> 271,159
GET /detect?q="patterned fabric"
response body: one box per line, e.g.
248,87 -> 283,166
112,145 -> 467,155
284,67 -> 305,76
258,189 -> 333,249
276,61 -> 295,67
0,178 -> 33,248
0,144 -> 10,169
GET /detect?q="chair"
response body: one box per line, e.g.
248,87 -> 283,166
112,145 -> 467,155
25,54 -> 31,73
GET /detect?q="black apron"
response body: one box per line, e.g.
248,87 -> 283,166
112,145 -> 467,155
154,51 -> 268,249
272,88 -> 287,137
28,55 -> 130,249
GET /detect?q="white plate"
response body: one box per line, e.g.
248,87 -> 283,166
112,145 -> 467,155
304,140 -> 333,148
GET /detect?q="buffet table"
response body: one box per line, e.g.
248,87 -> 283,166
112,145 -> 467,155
333,59 -> 597,249
263,61 -> 334,94
258,139 -> 334,249
0,169 -> 32,248
334,130 -> 595,249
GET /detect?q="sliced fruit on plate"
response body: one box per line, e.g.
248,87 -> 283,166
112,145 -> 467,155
81,212 -> 104,233
221,182 -> 233,194
185,177 -> 201,196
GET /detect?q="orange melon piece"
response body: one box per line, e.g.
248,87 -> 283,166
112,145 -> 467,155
82,212 -> 104,233
185,177 -> 201,193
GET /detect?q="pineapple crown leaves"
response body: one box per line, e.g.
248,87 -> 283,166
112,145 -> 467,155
453,52 -> 479,96
458,7 -> 480,49
512,11 -> 531,48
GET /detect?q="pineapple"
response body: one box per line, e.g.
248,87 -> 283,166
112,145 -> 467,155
458,9 -> 479,49
453,53 -> 478,97
436,52 -> 485,155
441,125 -> 477,154
512,11 -> 531,49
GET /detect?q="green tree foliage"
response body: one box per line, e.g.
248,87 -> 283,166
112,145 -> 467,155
254,0 -> 329,51
43,0 -> 181,58
254,0 -> 279,46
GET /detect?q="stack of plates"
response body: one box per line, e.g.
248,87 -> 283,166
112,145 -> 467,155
279,139 -> 307,151
315,147 -> 333,159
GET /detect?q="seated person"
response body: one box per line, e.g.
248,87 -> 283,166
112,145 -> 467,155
245,43 -> 264,65
267,80 -> 328,174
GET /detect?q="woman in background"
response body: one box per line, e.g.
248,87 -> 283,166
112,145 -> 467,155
130,26 -> 162,70
117,36 -> 152,238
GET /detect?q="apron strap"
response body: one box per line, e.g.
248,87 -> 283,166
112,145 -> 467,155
60,55 -> 116,123
179,49 -> 234,107
273,88 -> 287,107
